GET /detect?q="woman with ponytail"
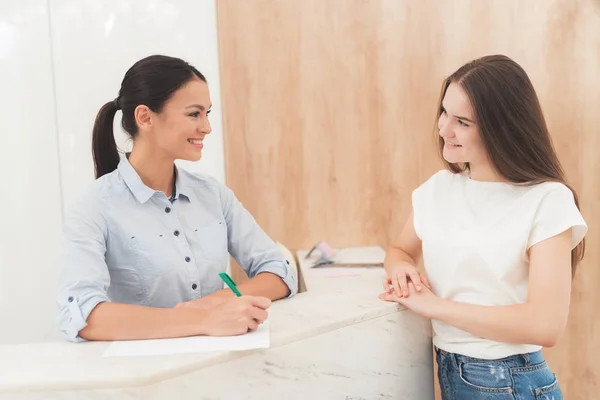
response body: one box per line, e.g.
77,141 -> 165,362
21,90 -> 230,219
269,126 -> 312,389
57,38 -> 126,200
57,55 -> 297,342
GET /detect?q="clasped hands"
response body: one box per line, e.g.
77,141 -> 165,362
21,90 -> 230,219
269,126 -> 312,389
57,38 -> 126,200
379,262 -> 442,319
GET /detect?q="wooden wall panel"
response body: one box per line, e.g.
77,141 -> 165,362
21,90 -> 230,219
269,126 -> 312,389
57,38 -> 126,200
216,0 -> 600,398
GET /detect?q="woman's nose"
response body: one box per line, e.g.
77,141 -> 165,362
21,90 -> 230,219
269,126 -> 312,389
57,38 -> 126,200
199,118 -> 212,134
439,120 -> 454,138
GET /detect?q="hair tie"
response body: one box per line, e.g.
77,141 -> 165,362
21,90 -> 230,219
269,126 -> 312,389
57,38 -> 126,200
113,97 -> 121,110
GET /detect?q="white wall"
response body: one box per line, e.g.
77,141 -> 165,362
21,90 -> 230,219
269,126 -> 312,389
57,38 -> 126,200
0,0 -> 225,344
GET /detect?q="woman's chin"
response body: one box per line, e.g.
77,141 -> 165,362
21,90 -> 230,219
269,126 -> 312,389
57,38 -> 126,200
442,152 -> 459,164
442,148 -> 469,165
180,150 -> 203,162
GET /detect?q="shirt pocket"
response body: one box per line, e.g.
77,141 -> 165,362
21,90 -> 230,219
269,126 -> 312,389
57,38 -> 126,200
194,219 -> 228,260
128,234 -> 175,277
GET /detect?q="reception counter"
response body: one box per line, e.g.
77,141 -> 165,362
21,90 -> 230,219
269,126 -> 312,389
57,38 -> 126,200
0,253 -> 434,399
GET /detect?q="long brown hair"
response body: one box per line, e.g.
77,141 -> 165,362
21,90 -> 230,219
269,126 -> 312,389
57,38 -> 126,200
435,54 -> 585,275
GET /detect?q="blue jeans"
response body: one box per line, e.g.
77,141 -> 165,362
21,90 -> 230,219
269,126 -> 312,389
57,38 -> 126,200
436,347 -> 562,399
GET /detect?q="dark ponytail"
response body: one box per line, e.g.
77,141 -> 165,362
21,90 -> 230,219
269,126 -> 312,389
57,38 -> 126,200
92,100 -> 120,179
91,54 -> 207,179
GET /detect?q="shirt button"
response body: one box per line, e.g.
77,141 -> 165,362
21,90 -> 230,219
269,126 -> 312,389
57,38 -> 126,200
165,207 -> 171,213
192,283 -> 198,290
185,257 -> 191,262
68,296 -> 74,302
174,230 -> 180,237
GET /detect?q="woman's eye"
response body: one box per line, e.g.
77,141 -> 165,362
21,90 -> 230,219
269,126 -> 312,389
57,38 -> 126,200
189,112 -> 200,118
458,119 -> 469,127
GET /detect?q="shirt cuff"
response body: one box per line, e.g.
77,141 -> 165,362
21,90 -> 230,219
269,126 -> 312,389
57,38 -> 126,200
59,293 -> 110,342
256,260 -> 298,298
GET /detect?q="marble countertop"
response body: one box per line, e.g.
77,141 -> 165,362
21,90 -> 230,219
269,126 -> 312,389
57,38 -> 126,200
0,251 -> 416,395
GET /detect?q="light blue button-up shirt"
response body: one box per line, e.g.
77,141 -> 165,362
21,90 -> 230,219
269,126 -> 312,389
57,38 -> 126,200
56,157 -> 297,342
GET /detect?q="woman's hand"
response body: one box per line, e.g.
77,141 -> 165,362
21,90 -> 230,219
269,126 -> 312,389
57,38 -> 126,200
383,262 -> 430,297
197,295 -> 272,336
379,282 -> 442,319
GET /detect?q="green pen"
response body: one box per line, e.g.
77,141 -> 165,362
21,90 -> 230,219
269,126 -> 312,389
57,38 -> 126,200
219,272 -> 242,297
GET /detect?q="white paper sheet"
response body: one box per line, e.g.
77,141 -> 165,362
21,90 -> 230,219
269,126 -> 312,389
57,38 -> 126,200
102,321 -> 270,357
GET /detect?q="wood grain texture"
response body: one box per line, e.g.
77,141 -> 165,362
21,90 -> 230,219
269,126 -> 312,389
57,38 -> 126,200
216,0 -> 600,398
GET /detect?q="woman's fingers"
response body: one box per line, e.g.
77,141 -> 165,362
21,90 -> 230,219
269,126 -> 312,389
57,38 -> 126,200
379,291 -> 403,303
391,275 -> 401,297
396,272 -> 409,297
408,270 -> 423,291
386,265 -> 431,297
382,277 -> 391,293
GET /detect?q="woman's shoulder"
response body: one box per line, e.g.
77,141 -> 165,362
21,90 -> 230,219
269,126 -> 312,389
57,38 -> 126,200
411,169 -> 457,208
526,180 -> 578,209
526,181 -> 586,249
63,172 -> 120,225
530,180 -> 573,195
177,167 -> 224,191
176,168 -> 237,204
431,168 -> 458,181
415,168 -> 458,191
69,165 -> 134,201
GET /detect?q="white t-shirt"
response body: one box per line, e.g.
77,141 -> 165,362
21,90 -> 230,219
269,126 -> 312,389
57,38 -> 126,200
412,169 -> 587,360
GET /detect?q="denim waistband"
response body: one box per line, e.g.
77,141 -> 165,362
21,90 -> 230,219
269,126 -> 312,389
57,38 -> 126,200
435,346 -> 545,369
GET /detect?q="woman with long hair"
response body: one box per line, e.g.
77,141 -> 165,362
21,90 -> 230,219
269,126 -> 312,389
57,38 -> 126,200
380,55 -> 586,399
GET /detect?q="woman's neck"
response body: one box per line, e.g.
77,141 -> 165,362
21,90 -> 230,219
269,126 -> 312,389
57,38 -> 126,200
468,161 -> 505,183
128,145 -> 176,197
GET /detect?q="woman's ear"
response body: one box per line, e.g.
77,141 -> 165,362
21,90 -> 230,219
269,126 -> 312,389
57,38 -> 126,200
134,105 -> 153,132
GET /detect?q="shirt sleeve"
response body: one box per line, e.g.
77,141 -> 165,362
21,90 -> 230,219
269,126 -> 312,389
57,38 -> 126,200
412,170 -> 447,240
56,194 -> 111,342
218,183 -> 298,297
527,184 -> 588,250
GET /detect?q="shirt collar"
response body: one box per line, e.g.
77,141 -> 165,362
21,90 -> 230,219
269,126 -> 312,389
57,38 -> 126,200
173,166 -> 191,202
117,155 -> 191,204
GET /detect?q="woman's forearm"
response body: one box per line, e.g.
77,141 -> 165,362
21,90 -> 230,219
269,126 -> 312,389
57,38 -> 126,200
431,299 -> 565,347
383,211 -> 422,277
211,272 -> 290,301
384,247 -> 417,273
79,302 -> 204,341
239,272 -> 289,299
